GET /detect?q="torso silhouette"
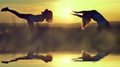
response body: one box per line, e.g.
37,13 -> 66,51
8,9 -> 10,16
28,14 -> 45,22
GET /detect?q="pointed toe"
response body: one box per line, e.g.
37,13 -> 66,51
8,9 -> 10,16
1,7 -> 9,12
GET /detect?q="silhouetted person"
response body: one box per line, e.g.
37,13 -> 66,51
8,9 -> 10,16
72,47 -> 112,61
72,10 -> 113,38
1,7 -> 53,31
1,52 -> 53,64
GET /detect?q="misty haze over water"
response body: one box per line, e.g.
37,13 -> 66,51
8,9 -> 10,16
0,22 -> 119,54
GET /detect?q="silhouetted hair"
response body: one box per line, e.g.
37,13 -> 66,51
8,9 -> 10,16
45,55 -> 53,62
42,9 -> 53,23
82,12 -> 92,29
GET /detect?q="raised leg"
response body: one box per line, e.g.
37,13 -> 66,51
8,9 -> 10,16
1,7 -> 29,19
1,56 -> 28,64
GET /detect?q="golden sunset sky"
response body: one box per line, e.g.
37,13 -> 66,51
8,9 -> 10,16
0,0 -> 120,23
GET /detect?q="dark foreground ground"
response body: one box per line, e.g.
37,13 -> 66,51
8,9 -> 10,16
0,22 -> 120,54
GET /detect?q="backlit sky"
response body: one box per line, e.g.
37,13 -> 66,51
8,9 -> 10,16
0,0 -> 120,23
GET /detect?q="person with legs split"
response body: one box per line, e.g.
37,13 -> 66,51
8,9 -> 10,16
1,51 -> 53,64
1,7 -> 53,31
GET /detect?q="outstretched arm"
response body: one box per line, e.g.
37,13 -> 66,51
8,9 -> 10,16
73,11 -> 86,13
72,13 -> 83,18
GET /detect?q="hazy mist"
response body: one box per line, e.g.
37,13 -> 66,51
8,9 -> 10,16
0,22 -> 119,54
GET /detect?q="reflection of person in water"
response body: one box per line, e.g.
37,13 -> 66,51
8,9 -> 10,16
72,47 -> 113,61
1,52 -> 53,64
72,10 -> 113,37
1,7 -> 53,31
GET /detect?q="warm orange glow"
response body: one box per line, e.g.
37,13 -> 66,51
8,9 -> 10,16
0,53 -> 120,67
0,0 -> 120,23
56,56 -> 72,64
